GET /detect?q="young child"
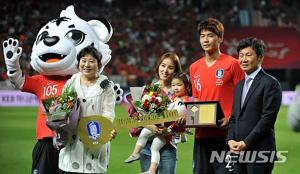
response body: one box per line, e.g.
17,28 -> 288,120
125,72 -> 191,174
168,72 -> 192,143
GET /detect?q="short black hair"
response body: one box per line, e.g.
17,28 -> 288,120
197,18 -> 224,38
77,46 -> 102,69
237,37 -> 265,58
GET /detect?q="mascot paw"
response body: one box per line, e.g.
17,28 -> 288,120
98,42 -> 112,70
2,38 -> 22,71
113,83 -> 123,103
173,100 -> 187,117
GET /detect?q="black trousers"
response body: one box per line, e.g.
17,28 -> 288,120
193,137 -> 232,174
233,162 -> 274,174
32,138 -> 59,174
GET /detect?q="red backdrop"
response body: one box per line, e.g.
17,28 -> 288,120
221,27 -> 300,69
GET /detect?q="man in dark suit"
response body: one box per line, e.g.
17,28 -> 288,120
226,37 -> 282,174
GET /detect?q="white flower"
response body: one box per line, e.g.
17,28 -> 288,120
142,94 -> 151,102
150,103 -> 157,110
156,96 -> 162,103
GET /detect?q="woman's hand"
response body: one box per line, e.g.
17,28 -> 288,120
144,125 -> 160,134
109,129 -> 117,141
145,124 -> 181,135
175,115 -> 186,125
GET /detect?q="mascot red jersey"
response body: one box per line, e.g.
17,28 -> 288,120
2,5 -> 122,174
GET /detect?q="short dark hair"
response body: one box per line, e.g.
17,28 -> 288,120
77,46 -> 102,69
197,18 -> 224,38
237,37 -> 265,58
172,72 -> 191,96
154,52 -> 182,79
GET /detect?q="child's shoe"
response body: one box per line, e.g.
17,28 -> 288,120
140,171 -> 155,174
124,154 -> 140,163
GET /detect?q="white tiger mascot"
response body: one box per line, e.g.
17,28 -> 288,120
2,5 -> 122,174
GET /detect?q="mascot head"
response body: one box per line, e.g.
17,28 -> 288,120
30,5 -> 113,75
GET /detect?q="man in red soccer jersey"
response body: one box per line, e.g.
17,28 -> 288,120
189,18 -> 244,174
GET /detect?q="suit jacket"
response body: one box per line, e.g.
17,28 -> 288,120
227,69 -> 282,152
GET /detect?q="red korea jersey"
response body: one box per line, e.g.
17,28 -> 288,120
190,54 -> 244,138
170,94 -> 191,103
22,75 -> 71,140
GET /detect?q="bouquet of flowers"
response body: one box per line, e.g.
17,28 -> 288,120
127,82 -> 171,137
42,84 -> 77,121
130,82 -> 171,116
41,84 -> 80,148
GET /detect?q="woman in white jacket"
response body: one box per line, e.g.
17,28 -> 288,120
59,46 -> 116,174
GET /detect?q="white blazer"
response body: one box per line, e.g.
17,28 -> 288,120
59,72 -> 115,173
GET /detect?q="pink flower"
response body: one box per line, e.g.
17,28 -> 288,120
49,100 -> 59,113
151,96 -> 156,103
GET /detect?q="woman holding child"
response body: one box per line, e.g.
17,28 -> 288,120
126,52 -> 187,174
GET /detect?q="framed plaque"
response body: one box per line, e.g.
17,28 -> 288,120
184,101 -> 224,127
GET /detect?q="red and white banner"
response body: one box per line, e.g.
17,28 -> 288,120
0,90 -> 295,106
221,27 -> 300,69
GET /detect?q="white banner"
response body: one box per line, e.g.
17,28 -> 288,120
0,90 -> 296,106
0,90 -> 38,106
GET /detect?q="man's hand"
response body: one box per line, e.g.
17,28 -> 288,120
235,141 -> 246,151
228,140 -> 247,154
218,117 -> 229,128
228,140 -> 237,149
228,140 -> 239,154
